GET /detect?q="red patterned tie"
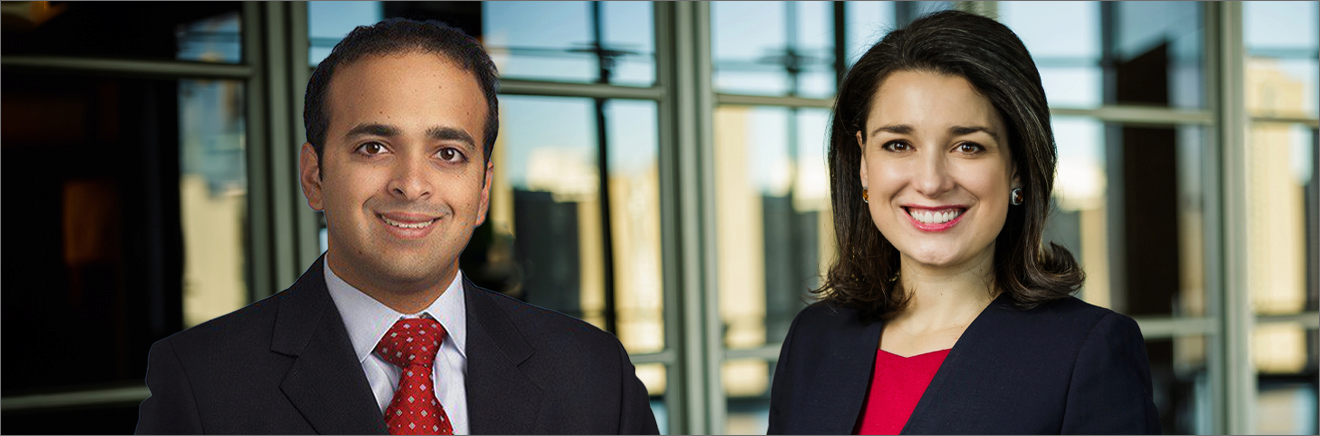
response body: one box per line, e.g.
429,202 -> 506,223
374,318 -> 453,435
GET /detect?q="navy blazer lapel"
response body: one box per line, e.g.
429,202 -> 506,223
800,306 -> 885,434
901,293 -> 1012,435
274,256 -> 389,435
463,279 -> 544,435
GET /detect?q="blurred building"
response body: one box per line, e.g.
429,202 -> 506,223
2,2 -> 1316,434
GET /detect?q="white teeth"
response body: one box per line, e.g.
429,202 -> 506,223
910,209 -> 961,224
382,216 -> 436,229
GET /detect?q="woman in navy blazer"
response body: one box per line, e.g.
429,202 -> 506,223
768,10 -> 1160,435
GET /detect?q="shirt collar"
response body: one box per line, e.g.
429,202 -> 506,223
324,261 -> 467,363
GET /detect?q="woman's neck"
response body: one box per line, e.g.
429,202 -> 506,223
890,249 -> 998,334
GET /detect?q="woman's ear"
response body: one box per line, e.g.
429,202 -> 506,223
857,132 -> 869,188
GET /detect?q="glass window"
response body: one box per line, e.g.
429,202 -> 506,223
1000,2 -> 1205,110
1,72 -> 245,395
1244,1 -> 1318,119
713,106 -> 832,351
843,1 -> 896,67
724,358 -> 773,435
1146,336 -> 1212,434
999,2 -> 1103,108
483,1 -> 655,86
2,3 -> 243,63
712,1 -> 836,98
489,95 -> 664,354
179,79 -> 249,327
309,1 -> 383,66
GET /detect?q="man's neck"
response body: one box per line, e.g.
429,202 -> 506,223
325,251 -> 457,314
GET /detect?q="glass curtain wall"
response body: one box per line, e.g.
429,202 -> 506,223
3,2 -> 1317,435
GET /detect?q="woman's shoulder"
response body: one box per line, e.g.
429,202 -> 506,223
983,294 -> 1145,345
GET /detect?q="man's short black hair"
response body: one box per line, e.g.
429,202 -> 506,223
304,18 -> 499,167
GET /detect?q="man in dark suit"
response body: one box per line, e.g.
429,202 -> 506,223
136,18 -> 658,435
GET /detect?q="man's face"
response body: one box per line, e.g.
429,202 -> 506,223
300,51 -> 492,296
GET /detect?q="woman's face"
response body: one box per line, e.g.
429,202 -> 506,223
858,70 -> 1018,270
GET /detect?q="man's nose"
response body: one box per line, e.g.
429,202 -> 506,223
386,154 -> 432,201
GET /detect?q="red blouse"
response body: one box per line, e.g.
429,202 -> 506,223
854,348 -> 951,435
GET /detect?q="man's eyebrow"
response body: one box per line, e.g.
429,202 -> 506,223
426,126 -> 476,148
869,124 -> 913,139
345,123 -> 400,139
949,125 -> 999,140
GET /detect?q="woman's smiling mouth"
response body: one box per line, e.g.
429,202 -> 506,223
903,206 -> 967,231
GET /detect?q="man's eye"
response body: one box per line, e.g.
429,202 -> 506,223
437,148 -> 465,162
357,142 -> 387,155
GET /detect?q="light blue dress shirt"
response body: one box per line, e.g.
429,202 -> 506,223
324,262 -> 469,435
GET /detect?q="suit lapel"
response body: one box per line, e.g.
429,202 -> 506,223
799,307 -> 885,434
274,256 -> 388,435
901,293 -> 1012,435
463,279 -> 544,435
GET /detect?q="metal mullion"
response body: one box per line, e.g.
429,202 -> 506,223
716,93 -> 833,109
261,2 -> 300,292
693,3 -> 724,433
1214,3 -> 1256,434
243,1 -> 275,301
498,79 -> 663,100
655,3 -> 694,434
1130,316 -> 1217,339
1254,312 -> 1320,329
724,345 -> 783,361
626,349 -> 679,365
1248,116 -> 1320,128
1049,106 -> 1214,126
0,56 -> 253,79
0,385 -> 151,413
287,2 -> 322,272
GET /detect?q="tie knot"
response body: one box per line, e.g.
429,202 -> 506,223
374,317 -> 445,369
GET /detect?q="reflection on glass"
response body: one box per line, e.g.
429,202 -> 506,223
1045,121 -> 1207,317
712,2 -> 835,98
843,1 -> 895,67
1001,2 -> 1204,109
176,12 -> 241,63
633,362 -> 669,434
1046,117 -> 1110,307
1000,2 -> 1102,108
483,1 -> 655,86
1245,1 -> 1319,118
605,101 -> 665,354
492,96 -> 664,354
180,80 -> 248,327
1247,125 -> 1314,315
308,1 -> 383,66
714,106 -> 831,350
1145,337 -> 1211,434
723,359 -> 772,435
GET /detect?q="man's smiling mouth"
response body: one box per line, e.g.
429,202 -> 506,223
379,214 -> 437,229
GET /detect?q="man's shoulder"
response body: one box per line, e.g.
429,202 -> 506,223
468,285 -> 623,352
155,291 -> 289,361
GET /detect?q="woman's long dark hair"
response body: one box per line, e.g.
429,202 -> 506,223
816,10 -> 1084,319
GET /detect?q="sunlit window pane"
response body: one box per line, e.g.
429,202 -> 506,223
484,1 -> 655,86
180,80 -> 248,327
712,2 -> 835,98
308,1 -> 383,66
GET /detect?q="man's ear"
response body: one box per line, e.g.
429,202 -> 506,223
299,143 -> 325,211
475,158 -> 495,227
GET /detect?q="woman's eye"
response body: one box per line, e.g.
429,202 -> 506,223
437,148 -> 465,162
957,142 -> 985,154
357,142 -> 387,155
883,141 -> 911,152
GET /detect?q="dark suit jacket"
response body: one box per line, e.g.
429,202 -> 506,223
136,257 -> 658,434
767,294 -> 1161,435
